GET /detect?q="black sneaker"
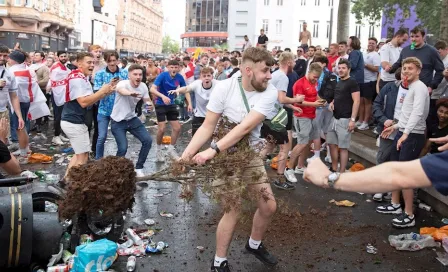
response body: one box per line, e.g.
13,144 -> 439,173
245,241 -> 278,266
392,212 -> 415,228
273,178 -> 295,191
376,203 -> 402,214
211,260 -> 231,272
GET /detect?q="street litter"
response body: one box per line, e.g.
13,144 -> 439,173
389,233 -> 440,251
126,256 -> 136,271
442,218 -> 448,225
444,238 -> 448,253
144,219 -> 156,226
197,246 -> 205,252
21,170 -> 38,178
146,241 -> 168,254
418,202 -> 432,211
62,147 -> 74,153
160,211 -> 174,218
45,201 -> 59,212
136,229 -> 155,239
349,163 -> 365,172
366,244 -> 377,254
28,153 -> 53,163
329,199 -> 356,207
436,252 -> 448,266
421,226 -> 448,241
72,239 -> 117,271
154,193 -> 164,197
126,228 -> 143,246
48,244 -> 63,266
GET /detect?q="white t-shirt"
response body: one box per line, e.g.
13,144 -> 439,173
363,51 -> 381,82
380,42 -> 402,82
269,69 -> 288,115
333,54 -> 349,75
0,66 -> 18,112
390,84 -> 409,139
112,80 -> 149,122
189,79 -> 217,118
443,55 -> 448,68
206,77 -> 277,147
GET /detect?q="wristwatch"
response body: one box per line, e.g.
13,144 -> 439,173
210,142 -> 221,154
350,117 -> 356,122
327,172 -> 340,188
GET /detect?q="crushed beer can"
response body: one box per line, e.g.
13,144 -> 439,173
366,244 -> 377,254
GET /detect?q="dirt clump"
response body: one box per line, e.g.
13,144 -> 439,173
58,156 -> 136,219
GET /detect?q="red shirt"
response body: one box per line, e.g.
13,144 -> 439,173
293,76 -> 318,119
327,55 -> 339,72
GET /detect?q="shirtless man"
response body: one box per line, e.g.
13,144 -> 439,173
146,57 -> 160,87
299,22 -> 312,52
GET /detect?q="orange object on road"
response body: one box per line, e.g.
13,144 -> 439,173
349,163 -> 365,172
162,136 -> 171,144
420,226 -> 448,241
28,153 -> 53,164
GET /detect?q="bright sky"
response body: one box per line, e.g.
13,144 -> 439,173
162,0 -> 186,45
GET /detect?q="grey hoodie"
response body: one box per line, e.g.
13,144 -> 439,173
397,80 -> 430,135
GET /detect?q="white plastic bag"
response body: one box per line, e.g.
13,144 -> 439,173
389,233 -> 440,251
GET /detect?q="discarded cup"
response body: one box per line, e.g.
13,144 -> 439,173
145,241 -> 166,254
442,218 -> 448,225
118,239 -> 134,249
144,219 -> 156,226
197,246 -> 205,252
126,256 -> 136,272
418,203 -> 432,211
125,228 -> 143,246
47,264 -> 69,272
366,243 -> 377,254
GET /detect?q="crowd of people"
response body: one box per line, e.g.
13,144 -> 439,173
0,24 -> 447,272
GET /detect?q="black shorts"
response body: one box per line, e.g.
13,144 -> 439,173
285,109 -> 293,131
379,79 -> 392,91
155,105 -> 179,122
360,81 -> 377,100
390,131 -> 426,162
260,124 -> 289,144
192,116 -> 205,136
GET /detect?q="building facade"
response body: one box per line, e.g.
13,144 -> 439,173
0,0 -> 75,52
227,0 -> 382,51
181,0 -> 229,51
116,0 -> 164,57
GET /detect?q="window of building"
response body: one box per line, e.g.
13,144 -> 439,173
369,24 -> 375,37
355,24 -> 361,39
328,0 -> 333,6
262,19 -> 269,33
276,19 -> 282,34
236,10 -> 248,14
14,0 -> 21,5
277,0 -> 283,5
315,0 -> 320,6
25,0 -> 32,7
301,0 -> 306,5
326,21 -> 330,38
264,0 -> 269,5
42,0 -> 48,11
236,23 -> 247,27
77,11 -> 81,24
313,21 -> 319,38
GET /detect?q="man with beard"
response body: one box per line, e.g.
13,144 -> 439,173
180,47 -> 278,271
48,51 -> 70,145
111,64 -> 153,177
150,60 -> 185,162
61,52 -> 115,179
169,67 -> 216,135
0,46 -> 23,149
94,51 -> 128,159
86,45 -> 106,156
31,51 -> 50,132
379,29 -> 409,90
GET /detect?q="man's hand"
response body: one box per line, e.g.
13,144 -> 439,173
303,158 -> 332,188
168,90 -> 179,95
428,87 -> 433,94
397,133 -> 408,150
294,94 -> 305,103
384,119 -> 394,127
17,118 -> 24,130
129,92 -> 141,98
291,106 -> 303,115
429,135 -> 448,151
0,79 -> 6,88
187,105 -> 193,113
162,95 -> 171,105
0,118 -> 9,143
348,120 -> 355,132
100,83 -> 114,95
381,126 -> 395,139
385,64 -> 391,72
443,69 -> 448,78
192,148 -> 217,165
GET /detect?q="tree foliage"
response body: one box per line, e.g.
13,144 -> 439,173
351,0 -> 443,39
162,36 -> 180,54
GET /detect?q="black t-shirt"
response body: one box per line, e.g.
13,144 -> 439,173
428,124 -> 448,154
0,140 -> 11,164
333,78 -> 360,119
258,35 -> 268,45
284,71 -> 300,113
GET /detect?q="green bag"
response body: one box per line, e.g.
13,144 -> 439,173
238,77 -> 287,132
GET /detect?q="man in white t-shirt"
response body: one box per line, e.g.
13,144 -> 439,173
358,37 -> 381,130
180,47 -> 279,269
380,29 -> 409,90
111,64 -> 154,177
261,52 -> 304,190
169,67 -> 216,135
333,41 -> 349,75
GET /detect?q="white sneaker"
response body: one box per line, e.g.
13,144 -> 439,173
9,142 -> 19,151
292,132 -> 297,139
357,122 -> 369,131
324,156 -> 332,163
166,145 -> 179,159
52,136 -> 64,145
373,193 -> 383,202
306,156 -> 319,163
284,168 -> 298,183
156,149 -> 165,162
294,166 -> 306,174
135,168 -> 145,177
12,149 -> 21,156
59,135 -> 69,142
355,121 -> 362,127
